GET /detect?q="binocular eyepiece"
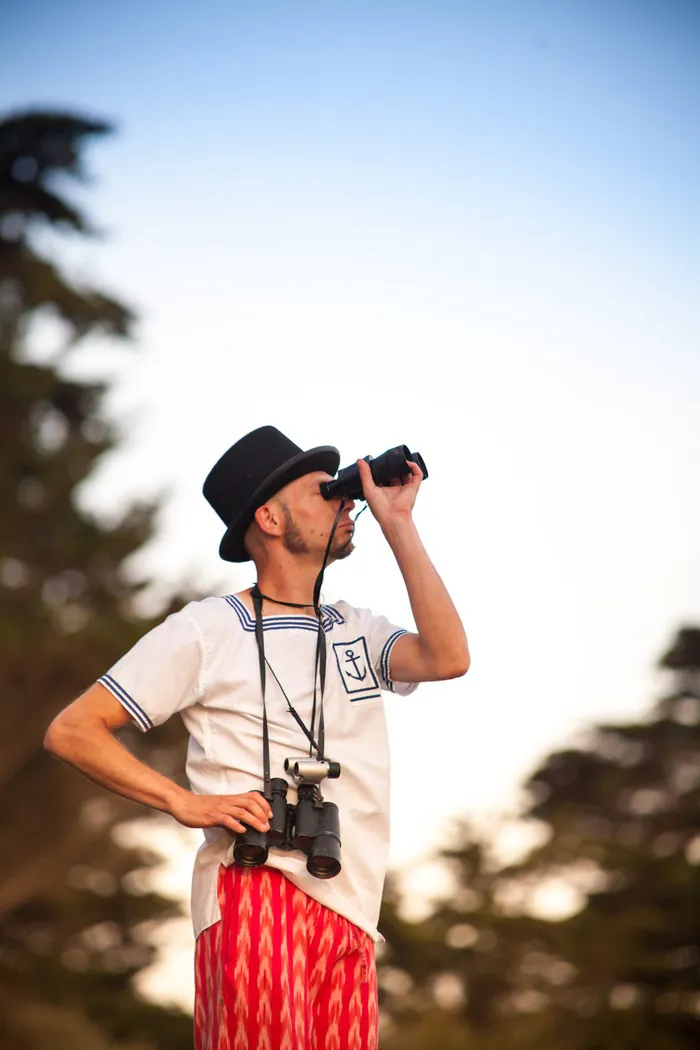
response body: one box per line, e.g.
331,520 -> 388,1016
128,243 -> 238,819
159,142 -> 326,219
320,444 -> 428,502
234,761 -> 342,880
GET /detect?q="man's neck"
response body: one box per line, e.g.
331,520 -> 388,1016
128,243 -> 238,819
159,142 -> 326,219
253,560 -> 324,611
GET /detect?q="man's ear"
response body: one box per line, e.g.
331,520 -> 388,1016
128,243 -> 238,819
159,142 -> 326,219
254,501 -> 284,538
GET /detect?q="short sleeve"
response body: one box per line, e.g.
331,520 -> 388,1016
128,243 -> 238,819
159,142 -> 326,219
351,607 -> 419,698
98,605 -> 204,731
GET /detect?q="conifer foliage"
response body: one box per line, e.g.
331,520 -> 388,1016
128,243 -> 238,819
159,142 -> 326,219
378,627 -> 700,1049
0,111 -> 192,1049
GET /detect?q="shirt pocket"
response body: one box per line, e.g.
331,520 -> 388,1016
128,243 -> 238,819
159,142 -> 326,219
332,636 -> 380,697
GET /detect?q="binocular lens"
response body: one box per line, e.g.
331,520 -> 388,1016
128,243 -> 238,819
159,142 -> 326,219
412,452 -> 427,479
234,840 -> 268,867
307,853 -> 341,879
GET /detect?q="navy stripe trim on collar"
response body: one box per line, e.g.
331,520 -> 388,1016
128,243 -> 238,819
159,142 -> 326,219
223,595 -> 344,634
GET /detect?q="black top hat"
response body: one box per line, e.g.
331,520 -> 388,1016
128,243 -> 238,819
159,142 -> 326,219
203,426 -> 340,563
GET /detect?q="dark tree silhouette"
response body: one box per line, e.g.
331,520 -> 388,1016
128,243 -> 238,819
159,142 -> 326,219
378,626 -> 700,1049
0,110 -> 192,1049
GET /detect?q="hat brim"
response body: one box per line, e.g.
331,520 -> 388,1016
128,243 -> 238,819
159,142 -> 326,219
219,445 -> 341,562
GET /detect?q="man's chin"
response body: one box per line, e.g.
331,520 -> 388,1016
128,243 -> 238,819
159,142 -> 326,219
330,537 -> 355,563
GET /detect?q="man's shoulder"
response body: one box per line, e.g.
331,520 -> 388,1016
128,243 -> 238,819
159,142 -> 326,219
329,601 -> 408,639
327,599 -> 379,626
174,594 -> 248,635
327,598 -> 357,618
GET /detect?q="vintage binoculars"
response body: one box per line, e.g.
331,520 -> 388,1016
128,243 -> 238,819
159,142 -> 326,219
320,444 -> 428,501
234,760 -> 342,879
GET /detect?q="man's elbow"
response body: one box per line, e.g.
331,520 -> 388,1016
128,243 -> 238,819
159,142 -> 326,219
444,657 -> 470,679
44,716 -> 72,758
436,649 -> 471,680
44,711 -> 90,760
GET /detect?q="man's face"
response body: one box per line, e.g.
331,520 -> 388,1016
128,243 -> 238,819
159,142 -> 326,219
273,471 -> 356,561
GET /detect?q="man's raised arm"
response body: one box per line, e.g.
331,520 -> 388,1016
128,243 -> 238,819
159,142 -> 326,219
356,457 -> 469,683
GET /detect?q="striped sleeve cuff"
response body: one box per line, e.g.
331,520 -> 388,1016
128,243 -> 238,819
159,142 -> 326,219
379,629 -> 407,693
98,674 -> 154,732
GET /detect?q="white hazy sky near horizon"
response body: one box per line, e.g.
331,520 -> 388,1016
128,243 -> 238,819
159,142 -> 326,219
4,0 -> 699,1009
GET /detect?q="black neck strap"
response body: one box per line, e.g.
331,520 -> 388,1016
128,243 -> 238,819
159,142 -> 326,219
250,586 -> 272,793
253,591 -> 315,609
249,499 -> 346,782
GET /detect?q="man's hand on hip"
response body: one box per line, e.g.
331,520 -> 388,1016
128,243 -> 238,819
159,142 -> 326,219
169,790 -> 273,835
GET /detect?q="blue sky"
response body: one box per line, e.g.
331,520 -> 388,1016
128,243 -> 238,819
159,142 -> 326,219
5,1 -> 698,395
4,0 -> 700,1005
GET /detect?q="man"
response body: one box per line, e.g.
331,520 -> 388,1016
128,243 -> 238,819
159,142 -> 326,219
45,425 -> 469,1050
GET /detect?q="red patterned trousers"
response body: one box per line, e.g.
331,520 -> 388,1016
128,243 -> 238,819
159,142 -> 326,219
194,864 -> 379,1050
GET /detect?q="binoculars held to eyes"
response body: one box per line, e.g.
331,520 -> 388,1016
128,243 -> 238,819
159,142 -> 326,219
234,759 -> 342,879
320,444 -> 428,502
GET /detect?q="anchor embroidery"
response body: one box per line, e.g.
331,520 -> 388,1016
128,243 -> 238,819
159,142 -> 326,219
332,636 -> 379,695
344,649 -> 367,681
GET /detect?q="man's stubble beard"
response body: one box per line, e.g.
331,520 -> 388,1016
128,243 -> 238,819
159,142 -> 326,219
330,535 -> 355,561
280,504 -> 355,561
280,506 -> 310,555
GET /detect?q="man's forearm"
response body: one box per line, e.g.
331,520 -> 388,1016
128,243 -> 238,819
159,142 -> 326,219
45,718 -> 185,815
382,515 -> 469,674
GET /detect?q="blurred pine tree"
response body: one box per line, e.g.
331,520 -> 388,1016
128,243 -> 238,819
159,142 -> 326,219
0,111 -> 193,1049
512,626 -> 700,1048
378,627 -> 700,1049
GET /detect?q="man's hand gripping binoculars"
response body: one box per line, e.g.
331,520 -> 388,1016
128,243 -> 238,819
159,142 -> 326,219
234,759 -> 342,879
